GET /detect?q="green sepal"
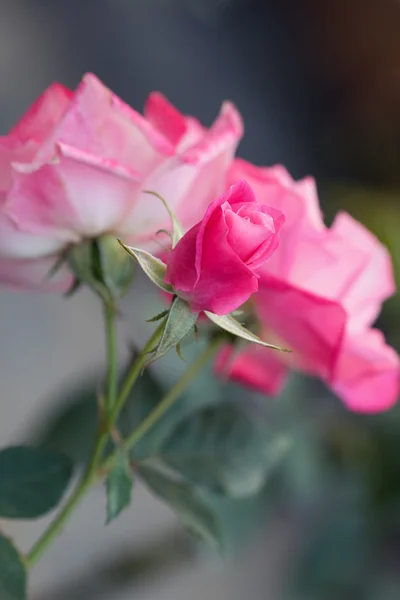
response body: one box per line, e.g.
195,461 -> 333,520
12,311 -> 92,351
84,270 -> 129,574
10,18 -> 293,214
205,311 -> 290,352
66,235 -> 135,302
143,190 -> 184,248
147,297 -> 198,365
146,309 -> 170,323
118,242 -> 173,293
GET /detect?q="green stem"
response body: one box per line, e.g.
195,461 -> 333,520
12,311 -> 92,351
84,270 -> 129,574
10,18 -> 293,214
26,322 -> 221,568
109,321 -> 165,424
26,431 -> 108,567
25,321 -> 163,568
103,335 -> 223,472
104,303 -> 118,414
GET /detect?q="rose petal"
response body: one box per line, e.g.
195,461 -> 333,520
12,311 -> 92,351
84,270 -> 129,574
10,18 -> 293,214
35,73 -> 175,174
330,212 -> 396,328
9,83 -> 72,144
8,143 -> 143,240
0,255 -> 72,292
0,212 -> 65,258
122,103 -> 243,245
275,212 -> 395,329
332,328 -> 400,413
228,159 -> 325,234
165,194 -> 258,314
144,92 -> 188,147
225,203 -> 284,268
215,343 -> 288,395
255,275 -> 347,380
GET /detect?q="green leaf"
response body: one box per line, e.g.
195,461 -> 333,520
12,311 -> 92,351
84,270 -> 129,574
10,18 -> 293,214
292,505 -> 368,599
34,367 -> 165,465
127,351 -> 226,462
106,452 -> 134,524
118,243 -> 173,293
200,484 -> 273,555
148,297 -> 198,364
143,190 -> 184,247
139,465 -> 220,548
205,312 -> 290,352
0,534 -> 27,600
159,404 -> 291,497
0,446 -> 73,519
34,379 -> 98,464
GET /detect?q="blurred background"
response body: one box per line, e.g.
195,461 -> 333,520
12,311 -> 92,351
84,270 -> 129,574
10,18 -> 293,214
1,0 -> 400,598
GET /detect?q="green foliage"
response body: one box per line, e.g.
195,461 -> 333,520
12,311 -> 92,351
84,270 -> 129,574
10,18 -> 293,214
139,464 -> 275,555
34,378 -> 99,464
279,380 -> 400,599
0,534 -> 26,600
125,352 -> 229,461
292,505 -> 369,599
202,482 -> 273,555
157,403 -> 291,497
139,465 -> 221,548
0,446 -> 73,519
106,451 -> 134,524
32,358 -> 289,549
34,365 -> 164,464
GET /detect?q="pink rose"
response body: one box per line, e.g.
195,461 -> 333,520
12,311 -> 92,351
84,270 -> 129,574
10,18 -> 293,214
0,73 -> 242,290
164,180 -> 284,315
216,159 -> 399,412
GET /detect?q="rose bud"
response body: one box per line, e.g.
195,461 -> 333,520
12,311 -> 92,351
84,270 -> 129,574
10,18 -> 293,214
164,180 -> 284,315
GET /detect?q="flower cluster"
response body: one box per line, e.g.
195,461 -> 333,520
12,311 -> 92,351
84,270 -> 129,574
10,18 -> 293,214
215,161 -> 400,412
0,73 -> 242,289
1,73 -> 398,412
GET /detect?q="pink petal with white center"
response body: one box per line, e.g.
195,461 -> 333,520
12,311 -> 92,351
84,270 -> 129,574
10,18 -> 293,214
123,100 -> 243,244
0,211 -> 65,258
0,255 -> 72,292
7,143 -> 143,240
35,74 -> 175,175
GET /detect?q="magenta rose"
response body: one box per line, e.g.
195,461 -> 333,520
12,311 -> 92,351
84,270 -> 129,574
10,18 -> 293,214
164,180 -> 284,315
215,159 -> 400,413
0,74 -> 242,290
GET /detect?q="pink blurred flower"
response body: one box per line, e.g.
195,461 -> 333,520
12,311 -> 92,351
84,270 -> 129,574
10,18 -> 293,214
165,180 -> 284,315
0,74 -> 242,290
215,159 -> 400,413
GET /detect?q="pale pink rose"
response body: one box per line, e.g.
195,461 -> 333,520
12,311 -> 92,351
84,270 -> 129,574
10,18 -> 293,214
165,180 -> 284,315
216,160 -> 399,413
0,74 -> 242,290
